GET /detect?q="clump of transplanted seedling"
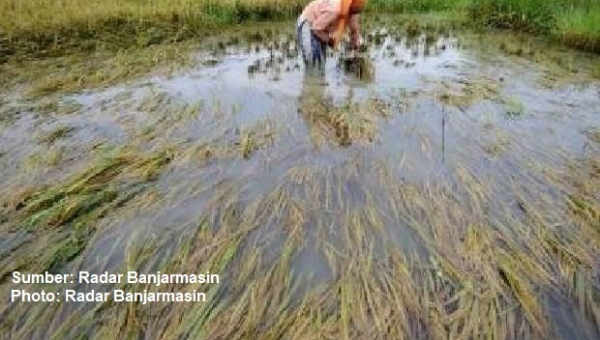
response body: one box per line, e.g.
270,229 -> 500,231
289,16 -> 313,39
245,31 -> 265,43
339,53 -> 375,81
593,62 -> 600,79
501,96 -> 526,117
202,57 -> 220,67
368,28 -> 389,45
247,40 -> 296,76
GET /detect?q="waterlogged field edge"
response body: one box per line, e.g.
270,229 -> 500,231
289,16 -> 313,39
0,0 -> 599,59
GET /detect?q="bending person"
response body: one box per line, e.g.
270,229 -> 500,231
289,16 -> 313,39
296,0 -> 367,71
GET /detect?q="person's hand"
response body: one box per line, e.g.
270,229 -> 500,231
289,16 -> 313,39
326,36 -> 336,48
350,34 -> 363,51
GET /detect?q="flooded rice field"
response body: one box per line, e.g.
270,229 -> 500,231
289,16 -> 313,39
1,19 -> 599,339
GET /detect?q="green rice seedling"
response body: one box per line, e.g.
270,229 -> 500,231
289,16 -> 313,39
592,62 -> 600,79
501,96 -> 526,117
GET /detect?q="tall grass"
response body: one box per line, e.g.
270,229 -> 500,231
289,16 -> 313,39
555,6 -> 600,52
0,0 -> 306,57
0,0 -> 598,56
469,0 -> 600,52
369,0 -> 471,12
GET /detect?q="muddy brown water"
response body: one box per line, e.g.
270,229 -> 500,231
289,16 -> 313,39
0,21 -> 599,339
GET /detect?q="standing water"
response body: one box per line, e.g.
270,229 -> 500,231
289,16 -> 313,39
0,19 -> 599,340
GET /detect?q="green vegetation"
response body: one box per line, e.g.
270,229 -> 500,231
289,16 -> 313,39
470,0 -> 600,52
555,6 -> 600,52
0,0 -> 598,59
368,0 -> 471,12
0,0 -> 306,58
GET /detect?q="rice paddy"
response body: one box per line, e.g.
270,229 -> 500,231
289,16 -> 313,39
1,16 -> 599,340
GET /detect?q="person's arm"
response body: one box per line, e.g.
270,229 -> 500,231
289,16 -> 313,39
348,14 -> 361,50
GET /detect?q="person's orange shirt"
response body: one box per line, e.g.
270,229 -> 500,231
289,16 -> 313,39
301,0 -> 361,47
